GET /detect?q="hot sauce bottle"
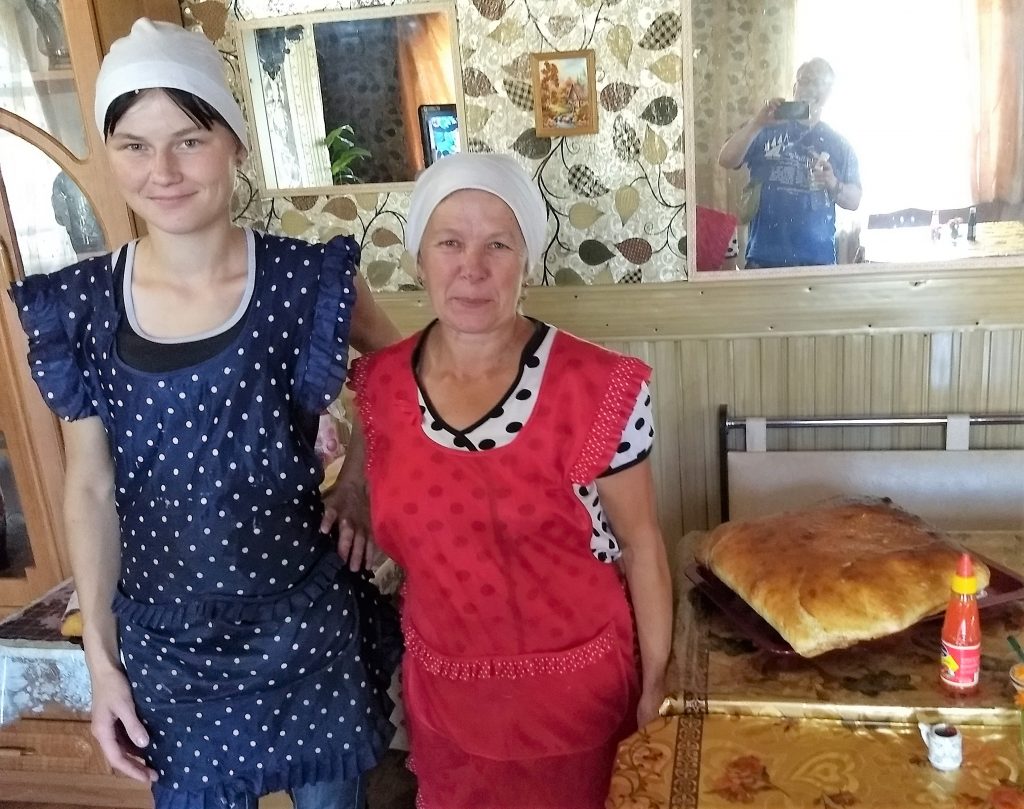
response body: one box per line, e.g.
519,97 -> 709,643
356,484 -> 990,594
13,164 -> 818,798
940,552 -> 981,693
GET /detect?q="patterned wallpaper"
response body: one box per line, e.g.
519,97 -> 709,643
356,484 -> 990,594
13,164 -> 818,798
180,0 -> 687,290
691,0 -> 794,217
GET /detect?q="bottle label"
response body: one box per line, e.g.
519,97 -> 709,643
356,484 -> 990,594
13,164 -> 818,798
940,641 -> 980,688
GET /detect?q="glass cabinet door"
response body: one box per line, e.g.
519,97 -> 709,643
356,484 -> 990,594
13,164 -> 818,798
0,130 -> 107,275
0,221 -> 68,612
0,0 -> 105,612
1,0 -> 89,158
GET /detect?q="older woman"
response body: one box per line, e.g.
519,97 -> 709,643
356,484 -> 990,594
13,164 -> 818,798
346,154 -> 672,808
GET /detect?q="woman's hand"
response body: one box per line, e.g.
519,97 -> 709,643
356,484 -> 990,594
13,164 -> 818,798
595,459 -> 672,734
636,680 -> 666,729
89,665 -> 156,783
321,480 -> 379,571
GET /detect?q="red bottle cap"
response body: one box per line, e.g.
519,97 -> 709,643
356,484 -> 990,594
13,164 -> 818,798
951,552 -> 977,595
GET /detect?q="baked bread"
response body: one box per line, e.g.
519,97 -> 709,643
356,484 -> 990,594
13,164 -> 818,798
696,498 -> 991,657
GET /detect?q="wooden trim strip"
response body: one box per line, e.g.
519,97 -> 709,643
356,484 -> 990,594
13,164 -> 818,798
376,266 -> 1024,340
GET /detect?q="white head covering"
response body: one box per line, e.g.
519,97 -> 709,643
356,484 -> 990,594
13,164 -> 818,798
94,18 -> 248,148
405,154 -> 547,270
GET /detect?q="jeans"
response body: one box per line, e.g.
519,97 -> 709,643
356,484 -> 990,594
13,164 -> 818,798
290,774 -> 365,809
219,775 -> 365,809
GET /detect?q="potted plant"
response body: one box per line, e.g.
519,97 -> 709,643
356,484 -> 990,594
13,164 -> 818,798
323,124 -> 371,185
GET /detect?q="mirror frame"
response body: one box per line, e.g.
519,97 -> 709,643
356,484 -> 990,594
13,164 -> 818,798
235,0 -> 465,199
679,4 -> 1024,283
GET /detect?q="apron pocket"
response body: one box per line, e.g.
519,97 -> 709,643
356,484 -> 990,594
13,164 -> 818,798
402,621 -> 633,760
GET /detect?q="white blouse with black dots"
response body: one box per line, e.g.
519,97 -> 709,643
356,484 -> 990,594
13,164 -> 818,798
416,322 -> 654,563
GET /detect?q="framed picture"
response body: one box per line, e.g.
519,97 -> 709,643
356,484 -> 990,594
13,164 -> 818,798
418,103 -> 461,167
530,49 -> 598,137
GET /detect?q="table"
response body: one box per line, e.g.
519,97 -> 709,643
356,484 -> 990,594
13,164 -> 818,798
860,220 -> 1024,264
0,578 -> 89,725
0,580 -> 153,806
607,532 -> 1024,808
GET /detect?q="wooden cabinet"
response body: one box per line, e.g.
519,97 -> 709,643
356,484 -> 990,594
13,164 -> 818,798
0,716 -> 152,807
0,0 -> 181,618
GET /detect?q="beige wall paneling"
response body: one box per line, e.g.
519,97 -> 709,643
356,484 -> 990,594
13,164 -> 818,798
814,337 -> 844,449
866,335 -> 896,450
892,334 -> 929,448
840,334 -> 870,449
597,329 -> 1024,537
784,337 -> 815,450
648,339 -> 686,546
678,340 -> 712,530
957,330 -> 993,420
729,338 -> 761,425
927,332 -> 957,422
983,330 -> 1024,447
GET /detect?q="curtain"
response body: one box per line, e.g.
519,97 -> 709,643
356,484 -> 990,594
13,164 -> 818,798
970,0 -> 1024,206
395,13 -> 455,174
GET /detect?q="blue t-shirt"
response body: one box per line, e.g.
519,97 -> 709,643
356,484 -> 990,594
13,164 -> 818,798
743,121 -> 860,267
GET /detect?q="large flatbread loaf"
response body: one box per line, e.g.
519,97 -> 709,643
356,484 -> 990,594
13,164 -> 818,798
696,498 -> 991,657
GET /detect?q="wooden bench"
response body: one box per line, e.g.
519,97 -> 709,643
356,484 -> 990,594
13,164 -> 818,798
718,407 -> 1024,530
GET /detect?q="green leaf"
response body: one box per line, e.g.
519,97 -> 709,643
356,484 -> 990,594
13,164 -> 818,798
554,267 -> 585,285
512,129 -> 552,160
640,96 -> 679,126
324,124 -> 371,184
366,260 -> 396,288
579,239 -> 615,265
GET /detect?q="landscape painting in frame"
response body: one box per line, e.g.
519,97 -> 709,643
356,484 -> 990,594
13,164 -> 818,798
531,49 -> 598,138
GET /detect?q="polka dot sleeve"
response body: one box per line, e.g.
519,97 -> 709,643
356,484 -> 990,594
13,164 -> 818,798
293,235 -> 360,413
569,354 -> 652,485
601,382 -> 654,476
7,266 -> 99,421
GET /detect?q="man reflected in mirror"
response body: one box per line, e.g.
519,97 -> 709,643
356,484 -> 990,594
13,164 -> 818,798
719,57 -> 862,268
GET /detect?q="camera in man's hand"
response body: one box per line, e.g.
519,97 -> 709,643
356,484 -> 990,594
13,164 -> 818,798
774,100 -> 810,120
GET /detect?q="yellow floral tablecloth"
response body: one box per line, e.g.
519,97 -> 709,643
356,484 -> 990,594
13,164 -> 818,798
606,531 -> 1024,808
608,715 -> 1024,808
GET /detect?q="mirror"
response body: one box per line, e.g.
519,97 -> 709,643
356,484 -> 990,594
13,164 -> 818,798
237,2 -> 463,196
691,0 -> 1024,272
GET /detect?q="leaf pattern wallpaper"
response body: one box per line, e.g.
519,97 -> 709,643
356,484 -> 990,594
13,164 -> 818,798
180,0 -> 687,290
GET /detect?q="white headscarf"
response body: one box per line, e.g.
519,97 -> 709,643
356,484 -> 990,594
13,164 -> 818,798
94,18 -> 248,148
405,154 -> 547,270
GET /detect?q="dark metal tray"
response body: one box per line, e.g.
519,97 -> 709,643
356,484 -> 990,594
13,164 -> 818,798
685,554 -> 1024,656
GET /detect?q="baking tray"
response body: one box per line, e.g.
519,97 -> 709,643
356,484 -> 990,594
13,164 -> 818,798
685,554 -> 1024,657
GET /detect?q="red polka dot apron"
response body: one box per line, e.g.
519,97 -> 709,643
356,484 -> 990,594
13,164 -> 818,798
353,330 -> 651,808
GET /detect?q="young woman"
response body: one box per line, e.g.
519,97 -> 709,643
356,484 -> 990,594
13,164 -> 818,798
343,154 -> 673,808
9,19 -> 400,809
